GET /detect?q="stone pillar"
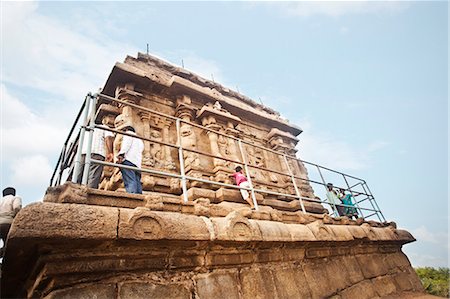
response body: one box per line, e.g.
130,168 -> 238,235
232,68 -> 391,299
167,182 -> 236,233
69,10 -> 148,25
139,112 -> 151,165
162,118 -> 176,170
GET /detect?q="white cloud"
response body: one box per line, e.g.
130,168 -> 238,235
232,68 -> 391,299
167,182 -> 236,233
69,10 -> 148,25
1,1 -> 137,102
410,225 -> 449,246
10,155 -> 53,189
1,84 -> 67,159
339,26 -> 349,35
296,119 -> 388,171
271,1 -> 409,18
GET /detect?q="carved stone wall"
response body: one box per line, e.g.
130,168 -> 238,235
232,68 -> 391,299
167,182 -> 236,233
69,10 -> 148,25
94,53 -> 316,212
0,54 -> 426,298
1,184 -> 424,298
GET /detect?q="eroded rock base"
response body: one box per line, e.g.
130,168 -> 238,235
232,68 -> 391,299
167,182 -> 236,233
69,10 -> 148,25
1,185 -> 423,298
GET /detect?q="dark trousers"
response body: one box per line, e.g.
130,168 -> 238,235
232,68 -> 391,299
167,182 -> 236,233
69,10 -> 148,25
76,154 -> 105,189
120,160 -> 142,194
0,223 -> 11,245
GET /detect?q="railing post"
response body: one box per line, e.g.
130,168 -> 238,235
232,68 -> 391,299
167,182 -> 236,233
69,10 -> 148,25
361,182 -> 385,222
176,119 -> 188,203
238,140 -> 259,211
81,94 -> 97,185
56,144 -> 66,186
72,94 -> 91,183
342,175 -> 364,219
283,155 -> 306,213
363,182 -> 386,222
315,165 -> 339,217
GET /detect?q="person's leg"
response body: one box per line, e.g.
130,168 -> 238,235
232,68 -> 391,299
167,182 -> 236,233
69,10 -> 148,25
239,182 -> 254,208
76,154 -> 86,184
120,160 -> 135,193
122,160 -> 139,193
135,169 -> 142,194
88,154 -> 105,189
0,223 -> 11,253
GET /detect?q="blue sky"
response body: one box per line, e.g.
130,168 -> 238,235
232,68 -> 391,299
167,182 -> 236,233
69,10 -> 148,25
1,1 -> 448,268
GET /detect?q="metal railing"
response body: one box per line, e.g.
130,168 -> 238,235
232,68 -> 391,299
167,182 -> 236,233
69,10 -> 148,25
50,92 -> 386,222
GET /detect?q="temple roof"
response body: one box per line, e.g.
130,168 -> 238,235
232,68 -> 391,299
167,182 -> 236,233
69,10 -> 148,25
102,53 -> 303,136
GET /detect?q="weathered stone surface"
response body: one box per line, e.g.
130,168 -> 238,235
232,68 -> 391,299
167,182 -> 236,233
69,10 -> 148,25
340,280 -> 379,299
0,53 -> 424,299
10,202 -> 118,240
119,282 -> 191,299
356,253 -> 389,279
44,284 -> 116,299
372,275 -> 398,297
195,271 -> 241,299
240,267 -> 278,299
118,208 -> 211,241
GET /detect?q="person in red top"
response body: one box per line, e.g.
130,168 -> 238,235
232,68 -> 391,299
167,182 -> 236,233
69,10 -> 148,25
230,166 -> 255,209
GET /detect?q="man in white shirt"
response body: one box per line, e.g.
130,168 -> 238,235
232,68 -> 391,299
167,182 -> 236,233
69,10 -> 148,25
0,187 -> 22,255
76,121 -> 114,188
117,126 -> 144,194
326,183 -> 344,217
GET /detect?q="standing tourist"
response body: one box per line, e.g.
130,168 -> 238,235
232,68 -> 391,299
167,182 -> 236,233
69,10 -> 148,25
117,126 -> 144,194
230,166 -> 255,209
326,183 -> 344,216
339,188 -> 358,219
76,120 -> 114,188
0,187 -> 22,256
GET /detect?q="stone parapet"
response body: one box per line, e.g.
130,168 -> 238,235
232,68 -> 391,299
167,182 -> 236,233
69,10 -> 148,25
1,188 -> 421,298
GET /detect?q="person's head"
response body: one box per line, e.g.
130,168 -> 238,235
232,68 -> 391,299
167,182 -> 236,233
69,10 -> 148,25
124,126 -> 135,133
326,183 -> 333,191
339,188 -> 346,194
235,166 -> 243,173
3,187 -> 16,197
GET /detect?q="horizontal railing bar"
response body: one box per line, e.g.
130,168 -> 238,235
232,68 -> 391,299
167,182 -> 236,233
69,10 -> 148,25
90,159 -> 380,214
92,159 -> 182,179
98,92 -> 366,183
93,124 -> 180,150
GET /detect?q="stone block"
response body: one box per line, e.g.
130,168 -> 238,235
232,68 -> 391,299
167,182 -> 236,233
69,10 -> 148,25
339,280 -> 378,299
211,212 -> 262,241
273,267 -> 312,299
387,251 -> 413,269
169,250 -> 205,270
44,283 -> 116,299
256,220 -> 292,241
328,225 -> 354,241
306,221 -> 337,241
239,267 -> 277,299
286,224 -> 316,241
187,187 -> 216,201
303,259 -> 338,298
119,282 -> 191,299
206,250 -> 254,267
393,272 -> 414,291
356,253 -> 389,279
282,247 -> 306,262
10,202 -> 118,240
195,270 -> 240,299
118,208 -> 211,241
372,275 -> 398,297
338,255 -> 364,285
255,248 -> 283,263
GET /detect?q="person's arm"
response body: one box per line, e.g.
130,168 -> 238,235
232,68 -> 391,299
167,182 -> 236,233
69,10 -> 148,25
105,136 -> 114,162
118,134 -> 132,162
12,197 -> 22,217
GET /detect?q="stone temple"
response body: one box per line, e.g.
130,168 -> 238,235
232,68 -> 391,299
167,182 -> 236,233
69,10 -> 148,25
1,53 -> 425,298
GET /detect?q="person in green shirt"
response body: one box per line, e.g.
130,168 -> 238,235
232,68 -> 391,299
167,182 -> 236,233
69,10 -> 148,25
339,188 -> 358,219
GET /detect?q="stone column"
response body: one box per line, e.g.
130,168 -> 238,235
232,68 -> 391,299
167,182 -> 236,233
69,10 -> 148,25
162,118 -> 176,170
138,112 -> 151,165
